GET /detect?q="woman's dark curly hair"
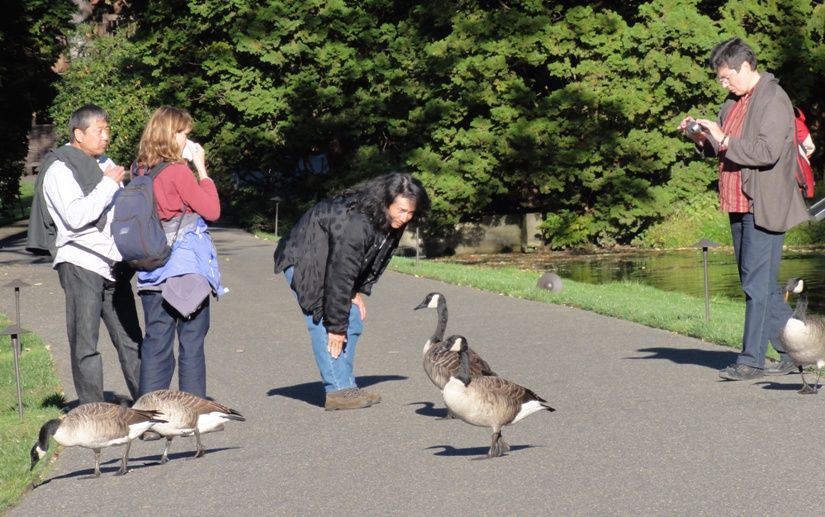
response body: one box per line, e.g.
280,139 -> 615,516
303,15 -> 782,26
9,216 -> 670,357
341,172 -> 431,232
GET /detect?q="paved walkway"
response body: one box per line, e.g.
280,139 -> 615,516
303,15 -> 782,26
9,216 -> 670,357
1,219 -> 822,516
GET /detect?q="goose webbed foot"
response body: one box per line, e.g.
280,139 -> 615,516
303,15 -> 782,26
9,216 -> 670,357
190,431 -> 205,459
798,367 -> 821,394
82,450 -> 103,479
114,441 -> 131,476
478,431 -> 510,459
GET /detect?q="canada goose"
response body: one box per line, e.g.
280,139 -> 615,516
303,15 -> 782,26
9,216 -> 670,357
133,390 -> 245,464
441,335 -> 555,459
30,402 -> 165,478
781,277 -> 825,394
414,292 -> 496,390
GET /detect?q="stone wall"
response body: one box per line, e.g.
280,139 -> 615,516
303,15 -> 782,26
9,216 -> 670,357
25,124 -> 58,174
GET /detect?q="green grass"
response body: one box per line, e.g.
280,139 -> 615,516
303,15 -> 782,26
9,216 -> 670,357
0,314 -> 64,513
389,256 -> 771,357
0,182 -> 34,227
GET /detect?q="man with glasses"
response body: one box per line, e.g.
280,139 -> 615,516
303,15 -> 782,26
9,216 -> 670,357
678,37 -> 810,381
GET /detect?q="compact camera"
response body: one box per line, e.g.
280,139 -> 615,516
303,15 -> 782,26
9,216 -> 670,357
685,121 -> 703,134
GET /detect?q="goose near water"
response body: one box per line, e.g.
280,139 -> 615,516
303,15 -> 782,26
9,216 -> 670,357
781,277 -> 825,394
441,335 -> 555,459
133,389 -> 245,464
414,292 -> 496,390
30,402 -> 166,478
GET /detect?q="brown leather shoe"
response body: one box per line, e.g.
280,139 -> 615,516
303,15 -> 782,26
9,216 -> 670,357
356,388 -> 381,405
325,388 -> 372,411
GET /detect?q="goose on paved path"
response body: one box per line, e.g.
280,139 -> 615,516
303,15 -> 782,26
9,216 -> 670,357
133,389 -> 245,464
781,277 -> 825,394
30,402 -> 165,478
441,335 -> 555,459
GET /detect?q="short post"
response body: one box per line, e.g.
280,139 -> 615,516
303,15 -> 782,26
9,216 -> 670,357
3,279 -> 31,419
415,227 -> 420,267
692,239 -> 719,322
1,325 -> 30,419
270,196 -> 282,238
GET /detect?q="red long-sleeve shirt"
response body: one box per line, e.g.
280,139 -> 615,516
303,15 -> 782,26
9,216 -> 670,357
152,163 -> 220,222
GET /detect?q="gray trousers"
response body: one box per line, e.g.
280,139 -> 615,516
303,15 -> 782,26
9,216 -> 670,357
57,262 -> 142,404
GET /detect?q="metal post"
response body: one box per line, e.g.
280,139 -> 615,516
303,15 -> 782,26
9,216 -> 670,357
691,239 -> 718,322
703,247 -> 710,322
415,227 -> 420,267
270,196 -> 282,238
4,280 -> 31,419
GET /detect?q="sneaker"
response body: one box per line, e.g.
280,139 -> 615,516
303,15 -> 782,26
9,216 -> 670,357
765,361 -> 798,376
355,388 -> 381,405
325,388 -> 372,411
719,364 -> 765,381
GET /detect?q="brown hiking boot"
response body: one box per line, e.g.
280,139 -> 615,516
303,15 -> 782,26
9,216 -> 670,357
325,388 -> 372,411
356,388 -> 381,405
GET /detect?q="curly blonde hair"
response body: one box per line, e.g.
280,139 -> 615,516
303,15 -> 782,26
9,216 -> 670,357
137,106 -> 193,167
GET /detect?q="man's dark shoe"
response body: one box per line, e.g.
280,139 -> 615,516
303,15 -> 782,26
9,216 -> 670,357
765,361 -> 798,376
719,364 -> 765,381
141,430 -> 162,441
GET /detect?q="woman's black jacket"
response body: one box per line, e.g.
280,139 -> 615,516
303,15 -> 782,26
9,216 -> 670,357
273,195 -> 401,334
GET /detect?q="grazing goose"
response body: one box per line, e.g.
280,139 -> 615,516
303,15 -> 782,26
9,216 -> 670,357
441,335 -> 555,459
414,292 -> 496,390
30,402 -> 165,478
133,390 -> 245,464
781,277 -> 825,394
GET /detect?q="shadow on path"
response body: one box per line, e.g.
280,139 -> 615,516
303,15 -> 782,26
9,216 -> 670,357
630,347 -> 737,370
267,375 -> 407,407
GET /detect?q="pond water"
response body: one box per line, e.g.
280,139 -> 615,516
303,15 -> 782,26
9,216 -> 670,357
440,247 -> 825,315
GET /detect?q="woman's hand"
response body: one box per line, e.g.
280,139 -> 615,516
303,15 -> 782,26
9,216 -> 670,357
188,141 -> 208,180
352,293 -> 366,321
327,332 -> 346,359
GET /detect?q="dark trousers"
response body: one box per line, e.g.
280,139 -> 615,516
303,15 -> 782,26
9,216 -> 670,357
57,262 -> 142,404
138,290 -> 210,398
730,213 -> 792,368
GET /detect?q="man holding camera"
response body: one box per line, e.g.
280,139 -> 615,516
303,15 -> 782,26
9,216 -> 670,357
678,37 -> 810,381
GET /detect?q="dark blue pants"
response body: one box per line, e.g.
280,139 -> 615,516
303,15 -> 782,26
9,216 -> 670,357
57,262 -> 142,404
730,213 -> 792,368
138,290 -> 210,398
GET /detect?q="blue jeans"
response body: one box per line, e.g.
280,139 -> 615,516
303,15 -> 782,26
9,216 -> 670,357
283,267 -> 363,393
57,262 -> 142,404
730,213 -> 792,368
138,290 -> 210,398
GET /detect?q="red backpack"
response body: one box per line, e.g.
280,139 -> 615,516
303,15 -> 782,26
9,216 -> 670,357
794,107 -> 815,199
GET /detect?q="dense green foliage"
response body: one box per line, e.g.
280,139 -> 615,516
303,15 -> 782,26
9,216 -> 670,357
0,0 -> 73,215
36,1 -> 825,247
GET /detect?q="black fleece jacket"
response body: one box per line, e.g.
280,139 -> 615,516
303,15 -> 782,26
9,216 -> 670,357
273,194 -> 401,333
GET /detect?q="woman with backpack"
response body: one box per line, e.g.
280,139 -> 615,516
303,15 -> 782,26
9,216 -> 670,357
134,106 -> 223,404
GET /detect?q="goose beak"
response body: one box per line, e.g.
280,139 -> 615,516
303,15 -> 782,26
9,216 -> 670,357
785,291 -> 789,303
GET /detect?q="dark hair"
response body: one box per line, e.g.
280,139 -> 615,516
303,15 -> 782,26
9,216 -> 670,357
709,37 -> 757,73
69,104 -> 109,143
343,172 -> 431,232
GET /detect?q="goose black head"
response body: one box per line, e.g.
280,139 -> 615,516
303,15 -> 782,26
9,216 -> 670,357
414,292 -> 442,311
445,335 -> 468,353
785,277 -> 806,301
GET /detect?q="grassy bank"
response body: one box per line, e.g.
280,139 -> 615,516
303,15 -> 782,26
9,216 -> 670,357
0,182 -> 34,228
389,256 -> 769,358
0,314 -> 63,513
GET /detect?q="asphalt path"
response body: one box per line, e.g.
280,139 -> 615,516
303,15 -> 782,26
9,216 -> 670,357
1,218 -> 824,516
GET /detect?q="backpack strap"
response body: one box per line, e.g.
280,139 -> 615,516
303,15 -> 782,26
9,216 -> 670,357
130,161 -> 189,241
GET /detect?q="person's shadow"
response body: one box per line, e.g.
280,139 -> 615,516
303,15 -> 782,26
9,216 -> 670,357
267,375 -> 407,407
629,347 -> 737,370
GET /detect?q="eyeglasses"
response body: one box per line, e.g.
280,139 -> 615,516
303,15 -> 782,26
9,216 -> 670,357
717,69 -> 737,86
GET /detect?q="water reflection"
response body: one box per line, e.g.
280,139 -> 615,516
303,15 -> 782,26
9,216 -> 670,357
552,249 -> 825,315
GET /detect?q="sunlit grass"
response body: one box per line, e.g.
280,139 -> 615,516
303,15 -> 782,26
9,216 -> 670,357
0,314 -> 64,513
389,256 -> 766,356
0,182 -> 34,227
